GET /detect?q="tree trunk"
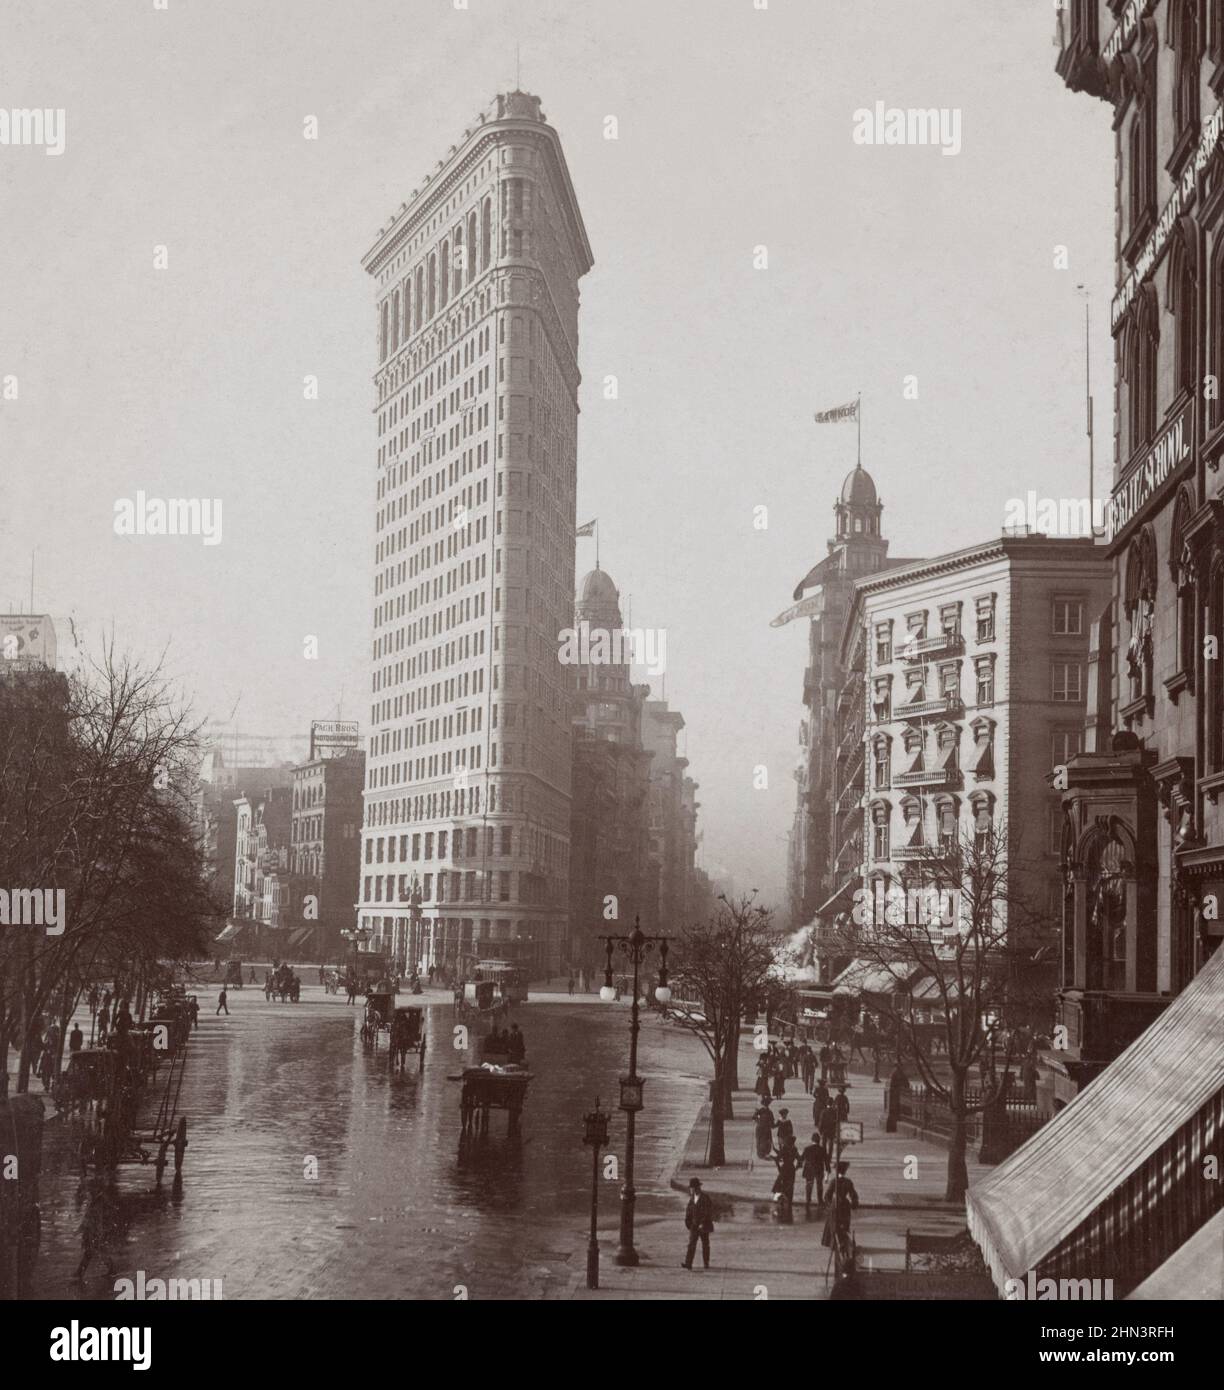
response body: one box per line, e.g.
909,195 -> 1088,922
708,1061 -> 727,1166
727,1016 -> 741,1091
945,1069 -> 969,1202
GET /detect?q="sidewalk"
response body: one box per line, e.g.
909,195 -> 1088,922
566,1052 -> 989,1300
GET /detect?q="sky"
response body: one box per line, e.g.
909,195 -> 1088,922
0,0 -> 1117,915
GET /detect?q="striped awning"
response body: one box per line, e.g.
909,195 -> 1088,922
966,944 -> 1224,1295
1128,1208 -> 1224,1300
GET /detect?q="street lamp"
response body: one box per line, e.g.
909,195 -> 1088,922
599,917 -> 670,1267
582,1098 -> 610,1289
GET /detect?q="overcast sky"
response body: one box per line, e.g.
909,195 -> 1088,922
0,0 -> 1116,915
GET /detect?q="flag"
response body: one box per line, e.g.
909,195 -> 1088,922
771,593 -> 824,628
813,398 -> 859,424
576,518 -> 597,538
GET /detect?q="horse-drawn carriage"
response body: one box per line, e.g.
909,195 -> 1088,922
360,990 -> 425,1071
223,959 -> 244,989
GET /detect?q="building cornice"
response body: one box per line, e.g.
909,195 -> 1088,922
853,535 -> 1106,600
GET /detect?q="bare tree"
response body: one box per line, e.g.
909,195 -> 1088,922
664,892 -> 783,1167
0,643 -> 217,1092
830,821 -> 1049,1201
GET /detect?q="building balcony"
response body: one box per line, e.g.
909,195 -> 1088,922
836,782 -> 864,816
892,766 -> 960,789
897,694 -> 964,720
900,632 -> 962,660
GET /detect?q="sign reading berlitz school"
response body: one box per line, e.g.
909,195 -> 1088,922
1108,408 -> 1190,542
310,720 -> 360,760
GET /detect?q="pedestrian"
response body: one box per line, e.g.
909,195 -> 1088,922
771,1137 -> 800,1218
216,987 -> 229,1016
248,968 -> 256,984
821,1160 -> 860,1250
69,1022 -> 84,1055
75,1182 -> 120,1281
819,1040 -> 831,1085
812,1079 -> 831,1125
507,1023 -> 526,1062
755,1057 -> 772,1102
188,996 -> 199,1031
567,976 -> 574,996
801,1132 -> 828,1217
681,1177 -> 714,1270
835,1085 -> 850,1122
818,1098 -> 839,1163
771,1059 -> 785,1099
829,1043 -> 847,1087
752,1096 -> 775,1159
775,1107 -> 795,1150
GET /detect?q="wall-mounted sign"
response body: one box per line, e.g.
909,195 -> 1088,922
1108,408 -> 1191,542
1102,0 -> 1154,66
1112,104 -> 1224,331
310,720 -> 360,760
0,614 -> 56,669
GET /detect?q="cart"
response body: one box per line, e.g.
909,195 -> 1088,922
223,959 -> 244,989
389,1006 -> 426,1072
359,989 -> 395,1046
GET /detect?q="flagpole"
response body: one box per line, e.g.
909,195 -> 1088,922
857,392 -> 862,467
596,519 -> 600,570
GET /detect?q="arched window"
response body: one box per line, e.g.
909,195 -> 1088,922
414,266 -> 424,332
969,792 -> 994,853
467,211 -> 478,284
481,196 -> 492,269
427,254 -> 437,319
1169,487 -> 1196,681
1125,527 -> 1157,704
1168,0 -> 1200,139
1166,220 -> 1197,398
1121,285 -> 1159,454
439,242 -> 450,309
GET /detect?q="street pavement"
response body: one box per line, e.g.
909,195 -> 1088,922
565,1040 -> 989,1301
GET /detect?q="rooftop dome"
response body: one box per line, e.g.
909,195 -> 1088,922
579,566 -> 619,606
840,464 -> 878,507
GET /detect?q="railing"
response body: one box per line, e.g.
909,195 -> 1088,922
899,694 -> 964,719
897,1083 -> 1044,1160
893,766 -> 959,788
899,633 -> 962,660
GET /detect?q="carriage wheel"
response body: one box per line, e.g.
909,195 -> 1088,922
418,1038 -> 426,1073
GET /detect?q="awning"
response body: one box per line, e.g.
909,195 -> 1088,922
288,927 -> 315,947
910,975 -> 962,1003
814,879 -> 856,918
1128,1209 -> 1224,1301
832,958 -> 916,997
215,923 -> 244,944
967,943 -> 1224,1295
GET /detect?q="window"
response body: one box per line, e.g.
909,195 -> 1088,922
972,800 -> 992,853
1170,0 -> 1200,141
902,797 -> 924,849
1052,597 -> 1083,635
437,830 -> 448,860
1051,727 -> 1081,767
424,832 -> 434,859
1048,806 -> 1063,855
975,595 -> 995,643
1123,285 -> 1159,452
872,677 -> 891,722
969,718 -> 994,779
875,622 -> 893,664
498,870 -> 511,902
1052,661 -> 1083,702
500,826 -> 513,855
975,656 -> 995,707
939,663 -> 960,699
1127,58 -> 1157,238
872,805 -> 889,860
1125,527 -> 1157,703
872,736 -> 890,789
905,671 -> 927,707
937,800 -> 957,852
939,604 -> 961,638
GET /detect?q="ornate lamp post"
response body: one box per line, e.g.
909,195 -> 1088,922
599,917 -> 671,1266
582,1098 -> 610,1288
342,922 -> 372,978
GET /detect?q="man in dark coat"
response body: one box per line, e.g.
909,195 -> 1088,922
817,1099 -> 839,1163
682,1177 -> 714,1269
835,1085 -> 850,1122
801,1132 -> 828,1216
818,1042 -> 831,1084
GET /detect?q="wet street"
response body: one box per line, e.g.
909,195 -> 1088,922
28,987 -> 710,1300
